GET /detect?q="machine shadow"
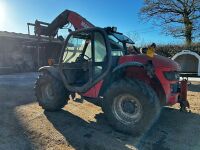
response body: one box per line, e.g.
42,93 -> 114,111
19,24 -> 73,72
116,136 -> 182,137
44,106 -> 200,150
44,109 -> 139,150
138,107 -> 200,150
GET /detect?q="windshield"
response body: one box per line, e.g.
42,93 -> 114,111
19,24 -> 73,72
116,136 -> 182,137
112,32 -> 134,44
108,32 -> 135,56
62,32 -> 92,63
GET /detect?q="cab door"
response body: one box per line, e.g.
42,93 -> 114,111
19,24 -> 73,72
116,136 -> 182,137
59,28 -> 111,93
92,32 -> 108,80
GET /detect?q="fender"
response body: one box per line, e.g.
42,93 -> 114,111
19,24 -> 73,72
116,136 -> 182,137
39,65 -> 62,81
110,62 -> 166,105
99,62 -> 145,96
112,62 -> 144,73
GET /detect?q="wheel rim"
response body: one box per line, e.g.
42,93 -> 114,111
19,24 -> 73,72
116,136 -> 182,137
112,94 -> 143,125
42,83 -> 54,100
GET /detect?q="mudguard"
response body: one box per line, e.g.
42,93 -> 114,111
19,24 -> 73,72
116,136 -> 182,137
39,65 -> 62,81
99,62 -> 145,96
112,62 -> 144,73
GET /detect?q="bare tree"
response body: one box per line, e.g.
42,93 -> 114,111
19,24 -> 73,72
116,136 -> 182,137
140,0 -> 200,45
126,31 -> 141,43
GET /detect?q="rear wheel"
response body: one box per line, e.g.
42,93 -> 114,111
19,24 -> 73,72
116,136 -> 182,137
102,79 -> 161,135
35,71 -> 70,111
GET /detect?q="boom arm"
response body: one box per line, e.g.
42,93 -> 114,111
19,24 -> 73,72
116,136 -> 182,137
31,10 -> 95,37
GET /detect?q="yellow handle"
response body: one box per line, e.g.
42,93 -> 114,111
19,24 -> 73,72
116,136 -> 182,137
146,47 -> 155,58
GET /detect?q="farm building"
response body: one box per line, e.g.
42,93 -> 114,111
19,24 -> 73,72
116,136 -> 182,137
0,31 -> 63,74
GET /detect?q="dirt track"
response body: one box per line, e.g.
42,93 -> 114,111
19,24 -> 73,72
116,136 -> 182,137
0,73 -> 200,150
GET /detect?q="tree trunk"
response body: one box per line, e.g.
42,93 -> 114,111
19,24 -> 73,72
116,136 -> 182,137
184,17 -> 193,46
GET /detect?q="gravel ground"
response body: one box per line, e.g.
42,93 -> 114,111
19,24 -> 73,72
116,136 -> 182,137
0,73 -> 200,150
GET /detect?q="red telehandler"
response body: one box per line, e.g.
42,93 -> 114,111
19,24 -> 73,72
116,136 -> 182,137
34,10 -> 189,135
30,10 -> 94,37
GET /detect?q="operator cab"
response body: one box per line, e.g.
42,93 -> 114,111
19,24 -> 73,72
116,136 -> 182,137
106,27 -> 139,55
59,27 -> 136,92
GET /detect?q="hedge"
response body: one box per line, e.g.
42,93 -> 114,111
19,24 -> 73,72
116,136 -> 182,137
156,43 -> 200,58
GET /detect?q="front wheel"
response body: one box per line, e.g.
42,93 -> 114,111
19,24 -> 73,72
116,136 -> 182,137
35,71 -> 70,111
102,79 -> 161,135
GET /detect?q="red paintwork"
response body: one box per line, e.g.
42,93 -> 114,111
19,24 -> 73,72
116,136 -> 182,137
83,54 -> 181,106
83,80 -> 103,98
118,54 -> 180,70
68,11 -> 94,30
119,54 -> 181,105
180,79 -> 188,101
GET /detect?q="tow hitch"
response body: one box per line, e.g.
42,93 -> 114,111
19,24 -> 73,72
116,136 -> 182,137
179,79 -> 190,112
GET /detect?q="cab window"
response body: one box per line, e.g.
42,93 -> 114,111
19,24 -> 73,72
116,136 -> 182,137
63,32 -> 91,63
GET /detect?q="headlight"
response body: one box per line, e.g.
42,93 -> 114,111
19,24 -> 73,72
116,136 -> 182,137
164,71 -> 180,81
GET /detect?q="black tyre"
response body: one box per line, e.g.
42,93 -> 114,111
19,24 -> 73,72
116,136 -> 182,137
102,79 -> 161,135
35,71 -> 70,111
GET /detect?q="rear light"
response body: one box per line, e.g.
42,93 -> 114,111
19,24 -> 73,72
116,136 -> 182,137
164,71 -> 180,81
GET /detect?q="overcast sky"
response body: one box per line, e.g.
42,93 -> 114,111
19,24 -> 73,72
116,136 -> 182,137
0,0 -> 183,46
